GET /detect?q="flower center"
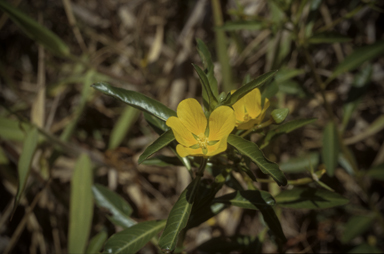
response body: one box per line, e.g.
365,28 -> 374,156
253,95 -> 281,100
244,113 -> 251,122
196,133 -> 209,149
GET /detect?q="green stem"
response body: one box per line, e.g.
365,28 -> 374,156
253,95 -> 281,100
211,0 -> 234,92
240,118 -> 274,138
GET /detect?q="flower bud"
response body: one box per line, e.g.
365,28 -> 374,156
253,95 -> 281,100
271,108 -> 289,124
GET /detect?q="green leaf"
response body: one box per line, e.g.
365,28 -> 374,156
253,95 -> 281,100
0,116 -> 32,141
92,82 -> 176,122
260,206 -> 286,242
261,118 -> 317,149
348,243 -> 382,254
279,152 -> 319,173
322,122 -> 339,176
342,64 -> 372,130
68,154 -> 94,254
158,178 -> 200,252
222,70 -> 278,106
213,190 -> 275,209
308,32 -> 352,44
196,39 -> 218,97
217,20 -> 265,31
92,184 -> 136,228
103,220 -> 166,254
138,129 -> 175,164
192,63 -> 218,110
108,106 -> 140,150
13,127 -> 38,214
329,40 -> 384,81
0,1 -> 69,56
187,202 -> 228,229
278,80 -> 306,97
341,215 -> 375,243
274,68 -> 305,83
141,155 -> 184,167
85,230 -> 108,254
228,134 -> 287,186
144,112 -> 169,135
366,163 -> 384,181
275,187 -> 349,209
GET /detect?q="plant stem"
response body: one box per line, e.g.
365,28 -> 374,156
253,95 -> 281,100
211,0 -> 234,92
240,118 -> 274,138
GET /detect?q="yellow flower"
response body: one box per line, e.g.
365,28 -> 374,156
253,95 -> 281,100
166,98 -> 235,157
231,88 -> 270,130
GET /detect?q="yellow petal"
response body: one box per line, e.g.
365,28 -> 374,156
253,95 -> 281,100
244,88 -> 262,119
206,138 -> 228,157
177,98 -> 207,136
166,116 -> 197,147
176,144 -> 204,157
231,95 -> 247,124
208,106 -> 236,141
255,97 -> 270,123
237,120 -> 257,130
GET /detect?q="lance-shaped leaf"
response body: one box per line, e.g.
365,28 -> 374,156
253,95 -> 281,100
260,206 -> 286,243
341,215 -> 375,244
0,116 -> 32,141
192,63 -> 218,110
261,118 -> 317,149
144,112 -> 169,135
108,106 -> 140,150
158,178 -> 200,252
322,122 -> 339,176
13,127 -> 39,214
217,20 -> 265,31
279,152 -> 319,173
103,220 -> 166,254
138,129 -> 175,164
187,202 -> 228,229
85,230 -> 107,254
213,190 -> 275,209
196,39 -> 218,97
328,40 -> 384,82
307,32 -> 352,44
68,154 -> 93,254
275,187 -> 349,209
92,82 -> 176,121
228,134 -> 287,186
0,1 -> 70,57
366,163 -> 384,181
222,70 -> 277,106
92,184 -> 136,228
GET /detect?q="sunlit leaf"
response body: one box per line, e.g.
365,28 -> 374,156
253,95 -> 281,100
275,187 -> 349,209
92,82 -> 176,122
138,129 -> 175,164
0,116 -> 32,141
103,220 -> 166,254
261,118 -> 317,149
108,106 -> 140,150
322,122 -> 339,176
228,134 -> 287,186
308,32 -> 352,44
0,1 -> 70,56
222,70 -> 277,106
92,184 -> 136,228
85,230 -> 108,254
13,127 -> 38,214
158,178 -> 200,252
279,152 -> 319,173
329,40 -> 384,81
341,215 -> 375,243
68,154 -> 93,254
